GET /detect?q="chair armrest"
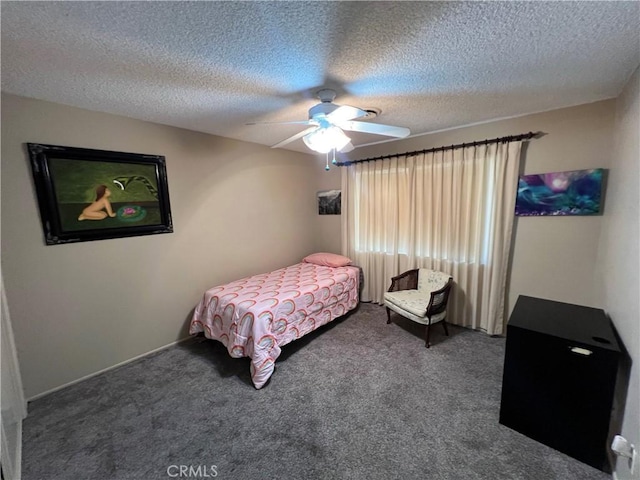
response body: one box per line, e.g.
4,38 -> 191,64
388,269 -> 419,292
426,278 -> 453,315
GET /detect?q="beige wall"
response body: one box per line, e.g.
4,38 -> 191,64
595,66 -> 639,480
1,94 -> 320,399
338,100 -> 615,315
4,90 -> 633,414
312,157 -> 343,254
318,94 -> 640,475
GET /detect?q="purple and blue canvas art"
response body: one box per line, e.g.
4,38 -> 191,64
515,168 -> 603,216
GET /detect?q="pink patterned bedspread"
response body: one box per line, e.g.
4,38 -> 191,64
189,262 -> 360,388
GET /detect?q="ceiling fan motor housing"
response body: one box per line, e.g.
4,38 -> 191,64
308,88 -> 340,120
309,102 -> 339,120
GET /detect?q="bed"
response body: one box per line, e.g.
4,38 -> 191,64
189,253 -> 360,388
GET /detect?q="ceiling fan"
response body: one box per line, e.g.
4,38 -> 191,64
248,89 -> 410,154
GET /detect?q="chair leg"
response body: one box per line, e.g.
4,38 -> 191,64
424,322 -> 431,348
442,320 -> 449,336
386,307 -> 391,324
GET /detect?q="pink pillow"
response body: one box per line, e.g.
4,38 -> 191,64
303,252 -> 353,267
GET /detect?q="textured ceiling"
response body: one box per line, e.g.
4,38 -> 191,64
2,1 -> 639,154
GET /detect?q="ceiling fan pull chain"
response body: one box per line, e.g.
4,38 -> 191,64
325,152 -> 330,171
332,148 -> 337,165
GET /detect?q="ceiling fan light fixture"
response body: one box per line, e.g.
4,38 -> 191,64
303,126 -> 351,153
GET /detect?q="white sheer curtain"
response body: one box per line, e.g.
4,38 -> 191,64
342,141 -> 522,335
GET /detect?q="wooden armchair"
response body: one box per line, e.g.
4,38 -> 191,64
383,269 -> 453,348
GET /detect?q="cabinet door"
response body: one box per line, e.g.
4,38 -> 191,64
500,327 -> 618,471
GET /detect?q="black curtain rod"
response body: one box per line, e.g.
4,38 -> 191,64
336,131 -> 542,167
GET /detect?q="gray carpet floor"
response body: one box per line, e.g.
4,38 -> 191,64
22,303 -> 610,480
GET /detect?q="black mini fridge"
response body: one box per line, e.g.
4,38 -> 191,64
499,295 -> 622,472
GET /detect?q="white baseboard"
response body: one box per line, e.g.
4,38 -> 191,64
612,469 -> 633,480
612,461 -> 639,480
27,336 -> 193,402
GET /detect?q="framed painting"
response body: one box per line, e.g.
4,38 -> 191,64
318,189 -> 341,215
27,143 -> 173,245
515,168 -> 604,216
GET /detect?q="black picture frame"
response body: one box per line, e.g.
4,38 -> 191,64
317,189 -> 341,215
27,143 -> 173,245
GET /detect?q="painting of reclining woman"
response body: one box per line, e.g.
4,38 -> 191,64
28,144 -> 173,245
50,158 -> 161,230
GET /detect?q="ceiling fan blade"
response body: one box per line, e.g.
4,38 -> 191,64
271,126 -> 319,149
327,105 -> 368,124
339,121 -> 410,138
246,120 -> 314,126
339,142 -> 355,153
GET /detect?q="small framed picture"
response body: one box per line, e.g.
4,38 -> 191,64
318,189 -> 341,215
27,143 -> 173,245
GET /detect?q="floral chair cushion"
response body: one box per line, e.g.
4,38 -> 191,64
417,269 -> 451,293
383,269 -> 451,324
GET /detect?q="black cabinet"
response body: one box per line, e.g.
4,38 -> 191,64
499,295 -> 621,472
